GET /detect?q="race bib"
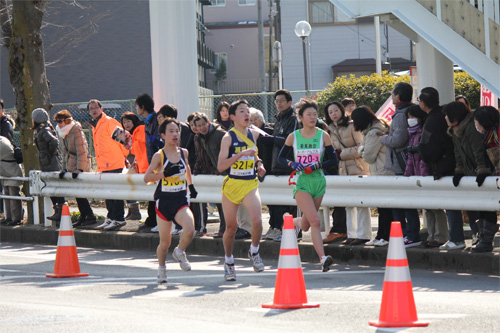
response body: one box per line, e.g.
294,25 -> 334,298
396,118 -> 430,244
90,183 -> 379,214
230,155 -> 254,177
161,173 -> 186,192
296,148 -> 320,164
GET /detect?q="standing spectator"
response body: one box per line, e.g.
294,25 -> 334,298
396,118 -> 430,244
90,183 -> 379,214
341,98 -> 357,117
249,108 -> 273,173
324,101 -> 370,244
418,87 -> 463,250
455,95 -> 471,111
121,112 -> 148,222
87,100 -> 128,231
380,82 -> 412,234
474,105 -> 500,173
135,93 -> 163,229
0,99 -> 14,218
214,101 -> 232,131
187,112 -> 207,236
194,113 -> 227,238
351,106 -> 394,245
0,99 -> 14,143
267,89 -> 299,241
158,103 -> 192,149
444,101 -> 496,252
54,110 -> 96,227
32,108 -> 66,223
0,133 -> 23,226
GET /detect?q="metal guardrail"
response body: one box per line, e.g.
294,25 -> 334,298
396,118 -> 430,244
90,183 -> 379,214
29,171 -> 500,212
0,176 -> 32,201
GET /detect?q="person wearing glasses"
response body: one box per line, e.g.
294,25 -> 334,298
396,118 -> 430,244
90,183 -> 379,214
54,110 -> 96,227
87,99 -> 129,231
264,89 -> 299,241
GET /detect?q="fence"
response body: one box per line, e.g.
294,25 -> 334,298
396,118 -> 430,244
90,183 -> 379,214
29,171 -> 500,226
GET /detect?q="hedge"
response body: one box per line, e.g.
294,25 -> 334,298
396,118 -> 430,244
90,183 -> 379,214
316,71 -> 481,115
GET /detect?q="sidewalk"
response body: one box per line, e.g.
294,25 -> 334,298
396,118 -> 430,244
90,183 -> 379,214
1,205 -> 498,275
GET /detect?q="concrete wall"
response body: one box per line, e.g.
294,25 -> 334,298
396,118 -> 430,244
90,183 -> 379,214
1,0 -> 152,109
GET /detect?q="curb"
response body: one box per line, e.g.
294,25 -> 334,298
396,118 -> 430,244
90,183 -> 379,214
1,225 -> 498,275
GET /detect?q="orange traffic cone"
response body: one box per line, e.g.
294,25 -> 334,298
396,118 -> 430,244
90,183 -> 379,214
262,214 -> 319,309
369,222 -> 428,327
46,205 -> 89,278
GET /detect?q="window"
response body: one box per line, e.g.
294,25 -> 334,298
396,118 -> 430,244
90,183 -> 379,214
239,0 -> 256,5
309,0 -> 355,25
210,0 -> 225,6
211,52 -> 228,74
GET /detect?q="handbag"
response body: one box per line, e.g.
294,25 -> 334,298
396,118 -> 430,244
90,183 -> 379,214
394,148 -> 408,171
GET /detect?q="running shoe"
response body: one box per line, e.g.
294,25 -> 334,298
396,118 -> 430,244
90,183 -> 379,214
157,267 -> 167,284
96,218 -> 113,230
103,220 -> 126,231
439,241 -> 466,250
172,247 -> 191,271
150,225 -> 159,233
365,238 -> 380,246
321,255 -> 334,272
224,262 -> 236,281
374,239 -> 389,247
248,250 -> 265,272
404,238 -> 422,248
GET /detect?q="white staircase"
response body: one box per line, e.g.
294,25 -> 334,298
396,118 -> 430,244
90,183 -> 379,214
330,0 -> 500,97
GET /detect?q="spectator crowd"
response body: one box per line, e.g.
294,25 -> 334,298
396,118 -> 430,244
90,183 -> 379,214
1,83 -> 499,260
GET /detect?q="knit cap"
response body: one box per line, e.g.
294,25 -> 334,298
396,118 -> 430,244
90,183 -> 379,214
32,108 -> 49,124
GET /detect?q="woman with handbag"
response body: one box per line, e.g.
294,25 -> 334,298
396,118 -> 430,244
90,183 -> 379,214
324,101 -> 371,245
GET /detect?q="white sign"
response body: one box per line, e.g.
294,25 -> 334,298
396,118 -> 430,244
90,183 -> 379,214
375,96 -> 395,123
481,85 -> 498,108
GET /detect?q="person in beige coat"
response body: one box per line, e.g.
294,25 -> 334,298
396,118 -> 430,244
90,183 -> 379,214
0,135 -> 24,225
324,101 -> 370,245
351,106 -> 394,246
54,110 -> 96,227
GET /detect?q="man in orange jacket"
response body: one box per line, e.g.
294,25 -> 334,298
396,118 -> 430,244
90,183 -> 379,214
87,99 -> 129,231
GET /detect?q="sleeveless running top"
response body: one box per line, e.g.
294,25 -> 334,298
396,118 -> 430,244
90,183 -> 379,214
292,128 -> 325,177
154,148 -> 188,200
228,129 -> 257,180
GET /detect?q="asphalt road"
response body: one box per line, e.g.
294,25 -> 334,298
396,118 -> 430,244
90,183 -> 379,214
1,243 -> 499,332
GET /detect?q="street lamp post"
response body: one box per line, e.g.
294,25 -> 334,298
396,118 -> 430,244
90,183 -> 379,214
294,20 -> 312,94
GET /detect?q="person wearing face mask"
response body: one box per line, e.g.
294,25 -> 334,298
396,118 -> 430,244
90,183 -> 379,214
55,110 -> 96,227
402,105 -> 431,248
443,101 -> 496,253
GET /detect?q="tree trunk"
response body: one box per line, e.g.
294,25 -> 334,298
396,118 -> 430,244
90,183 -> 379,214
8,1 -> 51,224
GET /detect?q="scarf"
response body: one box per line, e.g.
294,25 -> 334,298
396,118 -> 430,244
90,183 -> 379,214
483,124 -> 500,148
56,121 -> 75,138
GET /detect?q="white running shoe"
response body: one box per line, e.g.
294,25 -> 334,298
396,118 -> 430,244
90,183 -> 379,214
374,239 -> 389,247
96,218 -> 113,230
248,250 -> 265,272
321,255 -> 334,272
157,267 -> 167,284
172,247 -> 191,271
439,241 -> 466,250
224,262 -> 236,281
365,238 -> 379,246
103,220 -> 126,231
150,225 -> 159,233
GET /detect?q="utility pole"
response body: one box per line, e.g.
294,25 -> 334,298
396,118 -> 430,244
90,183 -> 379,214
258,0 -> 266,92
268,0 -> 274,92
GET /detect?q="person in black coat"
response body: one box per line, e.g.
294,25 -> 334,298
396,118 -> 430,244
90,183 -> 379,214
418,87 -> 465,250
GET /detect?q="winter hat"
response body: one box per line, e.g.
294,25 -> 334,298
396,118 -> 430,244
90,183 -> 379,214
32,108 -> 49,124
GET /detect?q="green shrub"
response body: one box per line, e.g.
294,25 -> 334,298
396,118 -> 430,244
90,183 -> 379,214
316,71 -> 481,116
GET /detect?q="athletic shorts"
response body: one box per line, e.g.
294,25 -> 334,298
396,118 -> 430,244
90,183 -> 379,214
155,195 -> 189,222
221,176 -> 259,205
293,175 -> 326,199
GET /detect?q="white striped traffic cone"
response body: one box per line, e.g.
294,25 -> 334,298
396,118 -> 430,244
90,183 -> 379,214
46,205 -> 89,278
262,214 -> 319,309
369,221 -> 428,327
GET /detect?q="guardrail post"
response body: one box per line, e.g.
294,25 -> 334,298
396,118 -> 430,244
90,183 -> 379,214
43,197 -> 53,227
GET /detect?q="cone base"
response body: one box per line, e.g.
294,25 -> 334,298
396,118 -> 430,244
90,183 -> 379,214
369,320 -> 429,328
262,302 -> 320,309
46,272 -> 89,278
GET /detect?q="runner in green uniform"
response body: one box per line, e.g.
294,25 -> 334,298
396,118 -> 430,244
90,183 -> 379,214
278,99 -> 338,272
